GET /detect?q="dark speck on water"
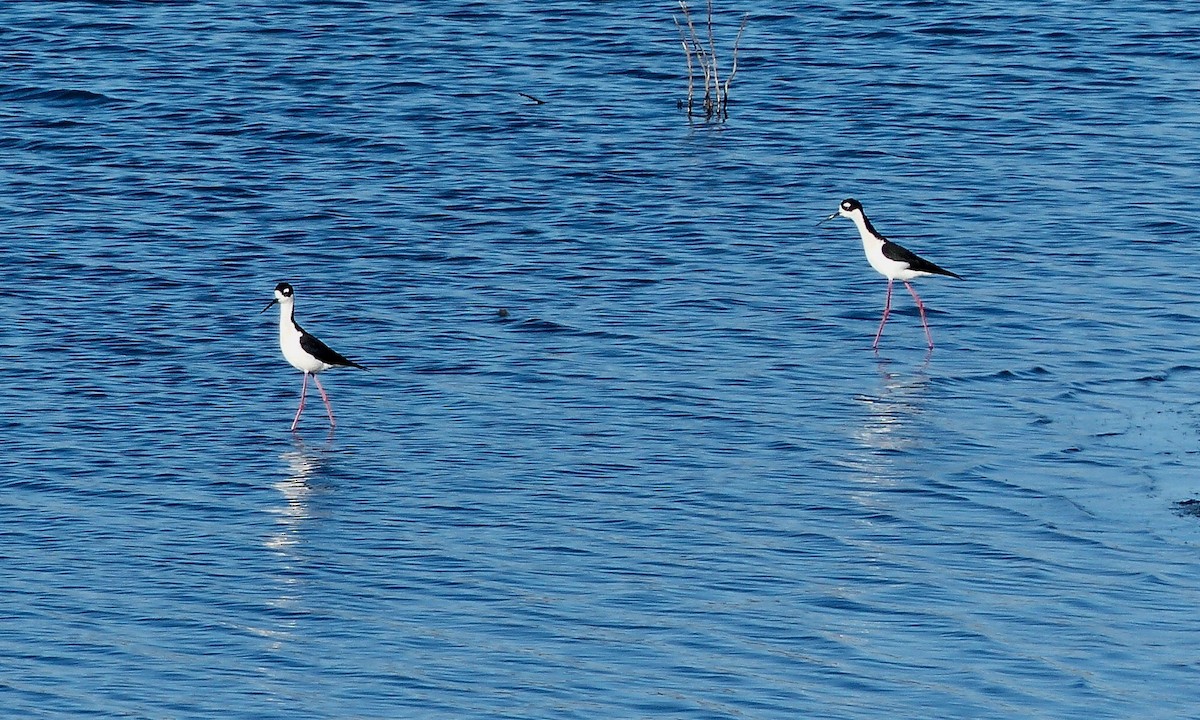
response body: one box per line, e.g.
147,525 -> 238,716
3,1 -> 1200,718
1174,499 -> 1200,518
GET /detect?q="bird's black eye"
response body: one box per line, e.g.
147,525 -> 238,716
841,201 -> 853,210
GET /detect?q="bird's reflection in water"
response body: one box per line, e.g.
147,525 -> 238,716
267,436 -> 330,551
259,437 -> 332,650
848,356 -> 932,487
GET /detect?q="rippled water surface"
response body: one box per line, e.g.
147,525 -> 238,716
3,1 -> 1200,717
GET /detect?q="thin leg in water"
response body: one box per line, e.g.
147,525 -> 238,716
873,279 -> 894,351
312,374 -> 336,430
905,281 -> 934,349
291,373 -> 310,432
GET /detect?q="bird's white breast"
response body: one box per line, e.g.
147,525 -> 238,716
279,311 -> 331,373
853,220 -> 923,281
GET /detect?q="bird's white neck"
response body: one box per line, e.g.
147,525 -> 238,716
848,212 -> 883,251
277,300 -> 297,334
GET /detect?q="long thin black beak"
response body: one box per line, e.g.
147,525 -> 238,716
259,298 -> 278,315
816,211 -> 839,227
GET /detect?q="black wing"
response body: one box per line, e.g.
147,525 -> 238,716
882,241 -> 962,279
298,328 -> 367,369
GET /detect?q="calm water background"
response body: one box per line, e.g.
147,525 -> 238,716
2,1 -> 1200,717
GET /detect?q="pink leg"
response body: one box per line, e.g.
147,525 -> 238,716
312,374 -> 336,430
873,280 -> 893,351
905,282 -> 934,349
290,373 -> 310,432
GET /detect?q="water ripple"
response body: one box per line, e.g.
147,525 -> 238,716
3,0 -> 1200,718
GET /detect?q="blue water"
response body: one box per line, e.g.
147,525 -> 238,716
3,1 -> 1200,717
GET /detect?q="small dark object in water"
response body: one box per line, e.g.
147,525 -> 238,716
497,308 -> 509,319
1172,499 -> 1200,518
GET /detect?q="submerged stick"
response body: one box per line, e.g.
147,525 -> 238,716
721,14 -> 748,117
706,0 -> 719,117
673,14 -> 695,115
673,0 -> 746,121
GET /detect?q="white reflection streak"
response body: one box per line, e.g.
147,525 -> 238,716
257,440 -> 324,648
850,360 -> 931,485
267,443 -> 320,550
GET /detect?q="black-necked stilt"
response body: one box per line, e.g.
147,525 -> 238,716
819,198 -> 962,351
261,282 -> 366,431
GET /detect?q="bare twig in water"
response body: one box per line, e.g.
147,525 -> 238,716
673,1 -> 747,121
706,0 -> 719,110
517,91 -> 546,105
672,15 -> 695,115
723,14 -> 748,104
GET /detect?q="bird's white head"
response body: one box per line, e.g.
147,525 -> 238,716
260,282 -> 296,314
